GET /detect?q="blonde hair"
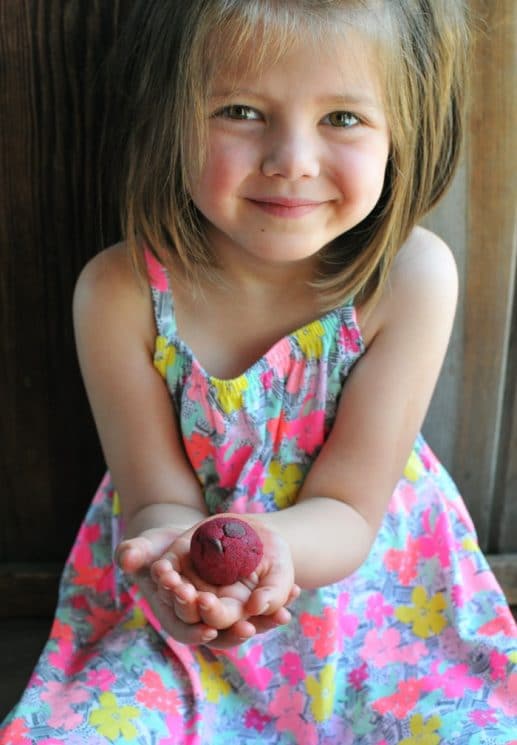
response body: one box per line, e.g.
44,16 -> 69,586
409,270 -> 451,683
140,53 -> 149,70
110,0 -> 470,309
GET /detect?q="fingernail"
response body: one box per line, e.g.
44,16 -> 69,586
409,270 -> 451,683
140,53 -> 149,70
175,596 -> 187,605
202,630 -> 217,642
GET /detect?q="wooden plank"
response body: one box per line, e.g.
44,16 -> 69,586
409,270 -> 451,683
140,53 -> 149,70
486,554 -> 517,607
454,0 -> 517,549
497,295 -> 517,551
423,165 -> 468,473
0,564 -> 61,618
0,0 -> 128,562
0,618 -> 53,720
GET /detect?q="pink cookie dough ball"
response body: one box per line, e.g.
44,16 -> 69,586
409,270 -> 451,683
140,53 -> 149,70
190,517 -> 263,585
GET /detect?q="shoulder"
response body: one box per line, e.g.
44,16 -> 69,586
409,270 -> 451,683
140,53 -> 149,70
359,226 -> 458,345
73,242 -> 155,353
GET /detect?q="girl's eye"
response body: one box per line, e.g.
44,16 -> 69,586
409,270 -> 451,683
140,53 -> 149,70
324,111 -> 360,128
215,105 -> 261,121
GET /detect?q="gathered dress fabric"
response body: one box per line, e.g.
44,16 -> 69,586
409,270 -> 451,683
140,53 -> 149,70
2,250 -> 516,745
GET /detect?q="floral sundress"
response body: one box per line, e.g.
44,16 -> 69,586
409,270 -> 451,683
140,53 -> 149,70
1,250 -> 516,745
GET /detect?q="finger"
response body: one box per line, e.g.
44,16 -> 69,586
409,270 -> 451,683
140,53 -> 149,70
116,536 -> 154,573
150,557 -> 182,587
173,594 -> 202,624
116,528 -> 182,573
245,569 -> 295,617
198,593 -> 244,630
204,620 -> 256,650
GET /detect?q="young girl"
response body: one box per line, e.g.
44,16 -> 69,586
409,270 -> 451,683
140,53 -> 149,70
2,1 -> 516,743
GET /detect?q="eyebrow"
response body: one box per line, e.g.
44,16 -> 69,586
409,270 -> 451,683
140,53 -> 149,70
209,88 -> 381,110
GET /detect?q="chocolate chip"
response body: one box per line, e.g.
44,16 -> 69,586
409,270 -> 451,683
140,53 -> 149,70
207,536 -> 224,553
223,520 -> 246,538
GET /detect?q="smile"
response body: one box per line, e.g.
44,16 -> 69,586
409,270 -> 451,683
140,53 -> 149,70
247,197 -> 323,219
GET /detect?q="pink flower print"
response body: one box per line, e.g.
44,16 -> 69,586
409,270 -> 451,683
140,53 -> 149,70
260,369 -> 274,390
86,668 -> 117,691
384,534 -> 420,585
215,443 -> 253,489
478,605 -> 517,637
157,713 -> 186,745
136,670 -> 180,714
418,510 -> 453,568
450,583 -> 465,608
185,431 -> 214,471
372,678 -> 422,719
469,709 -> 498,726
41,680 -> 89,730
269,685 -> 312,740
228,495 -> 265,513
418,441 -> 440,473
366,593 -> 393,627
339,322 -> 362,354
420,661 -> 483,697
145,249 -> 169,292
456,555 -> 499,604
71,546 -> 106,588
300,607 -> 341,658
285,357 -> 308,395
241,459 -> 266,499
49,618 -> 74,642
490,650 -> 509,681
360,627 -> 427,667
226,644 -> 273,691
280,651 -> 305,685
286,409 -> 325,454
338,593 -> 359,638
348,662 -> 368,691
244,708 -> 270,732
294,720 -> 319,745
0,717 -> 31,745
85,606 -> 124,645
266,412 -> 290,453
487,672 -> 517,717
388,481 -> 418,515
48,637 -> 74,671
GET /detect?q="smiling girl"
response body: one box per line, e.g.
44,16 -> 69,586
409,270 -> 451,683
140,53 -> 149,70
2,2 -> 515,744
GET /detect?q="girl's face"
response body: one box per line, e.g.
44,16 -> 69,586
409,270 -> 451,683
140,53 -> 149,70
189,28 -> 390,273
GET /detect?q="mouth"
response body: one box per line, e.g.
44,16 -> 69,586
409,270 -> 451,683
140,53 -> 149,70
247,197 -> 324,218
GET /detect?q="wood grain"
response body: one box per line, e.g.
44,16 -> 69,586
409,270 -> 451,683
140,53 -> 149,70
454,0 -> 517,549
0,1 -> 127,561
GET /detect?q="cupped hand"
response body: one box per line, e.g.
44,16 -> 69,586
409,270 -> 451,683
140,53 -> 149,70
151,516 -> 299,634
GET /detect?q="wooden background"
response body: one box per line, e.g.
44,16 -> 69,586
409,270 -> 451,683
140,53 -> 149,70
1,0 -> 516,618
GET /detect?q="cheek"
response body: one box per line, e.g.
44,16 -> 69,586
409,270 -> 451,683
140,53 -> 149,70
333,147 -> 388,205
203,137 -> 253,193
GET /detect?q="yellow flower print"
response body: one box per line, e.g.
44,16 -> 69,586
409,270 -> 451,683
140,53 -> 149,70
395,586 -> 448,639
112,491 -> 121,516
399,713 -> 442,745
462,536 -> 479,552
293,321 -> 326,359
196,651 -> 231,703
305,663 -> 336,722
212,376 -> 249,414
263,461 -> 303,509
123,606 -> 147,630
404,451 -> 425,482
153,335 -> 176,378
89,691 -> 140,742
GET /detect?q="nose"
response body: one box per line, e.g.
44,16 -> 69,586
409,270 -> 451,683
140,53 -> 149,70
261,125 -> 320,180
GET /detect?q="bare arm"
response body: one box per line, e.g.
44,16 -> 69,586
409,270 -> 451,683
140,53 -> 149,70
250,227 -> 458,590
73,244 -> 207,533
